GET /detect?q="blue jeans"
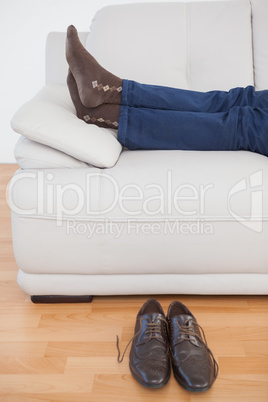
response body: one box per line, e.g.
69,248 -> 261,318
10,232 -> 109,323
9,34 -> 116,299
118,80 -> 268,155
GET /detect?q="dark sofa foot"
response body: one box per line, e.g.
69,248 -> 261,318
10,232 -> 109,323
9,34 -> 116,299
31,295 -> 93,304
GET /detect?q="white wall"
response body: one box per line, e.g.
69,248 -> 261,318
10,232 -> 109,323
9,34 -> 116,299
0,0 -> 219,163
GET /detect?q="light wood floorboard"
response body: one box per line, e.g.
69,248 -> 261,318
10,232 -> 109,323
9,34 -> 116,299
0,164 -> 268,401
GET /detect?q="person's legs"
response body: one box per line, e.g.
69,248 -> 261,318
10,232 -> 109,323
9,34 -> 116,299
66,25 -> 268,114
118,104 -> 268,156
123,80 -> 268,113
66,25 -> 268,113
66,25 -> 268,157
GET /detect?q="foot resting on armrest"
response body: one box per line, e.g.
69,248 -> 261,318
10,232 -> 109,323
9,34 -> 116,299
67,69 -> 120,129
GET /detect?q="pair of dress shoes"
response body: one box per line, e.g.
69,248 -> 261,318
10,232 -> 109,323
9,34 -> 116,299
125,298 -> 218,392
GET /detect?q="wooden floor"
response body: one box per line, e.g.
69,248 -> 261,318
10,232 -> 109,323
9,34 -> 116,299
0,164 -> 268,401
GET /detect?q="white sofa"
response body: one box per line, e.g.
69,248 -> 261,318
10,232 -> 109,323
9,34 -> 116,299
9,0 -> 268,302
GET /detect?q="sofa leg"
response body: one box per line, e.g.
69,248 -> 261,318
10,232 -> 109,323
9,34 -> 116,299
31,295 -> 93,304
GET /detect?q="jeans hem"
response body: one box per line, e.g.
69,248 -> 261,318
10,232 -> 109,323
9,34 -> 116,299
121,79 -> 129,106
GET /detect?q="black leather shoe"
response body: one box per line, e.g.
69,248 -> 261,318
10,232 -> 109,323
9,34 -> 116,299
167,301 -> 218,392
128,298 -> 171,388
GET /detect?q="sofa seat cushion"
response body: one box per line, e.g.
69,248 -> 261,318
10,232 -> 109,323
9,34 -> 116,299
10,149 -> 268,276
11,85 -> 122,168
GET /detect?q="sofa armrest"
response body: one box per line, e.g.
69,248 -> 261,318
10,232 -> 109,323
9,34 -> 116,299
10,85 -> 122,168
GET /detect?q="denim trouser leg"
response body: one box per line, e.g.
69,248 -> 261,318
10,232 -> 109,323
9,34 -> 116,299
118,80 -> 268,155
123,80 -> 268,112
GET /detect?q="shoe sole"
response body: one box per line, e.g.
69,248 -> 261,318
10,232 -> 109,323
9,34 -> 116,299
129,364 -> 171,389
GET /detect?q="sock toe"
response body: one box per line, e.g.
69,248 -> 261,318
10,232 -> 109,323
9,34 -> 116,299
67,25 -> 78,38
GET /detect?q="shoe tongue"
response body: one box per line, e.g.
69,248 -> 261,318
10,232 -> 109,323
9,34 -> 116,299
172,314 -> 200,347
137,313 -> 165,346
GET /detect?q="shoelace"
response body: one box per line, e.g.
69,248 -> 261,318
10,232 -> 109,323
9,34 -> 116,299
176,318 -> 219,380
116,316 -> 168,363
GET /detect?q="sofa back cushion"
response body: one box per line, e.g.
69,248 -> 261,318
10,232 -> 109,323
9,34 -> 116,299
250,0 -> 268,90
86,1 -> 254,91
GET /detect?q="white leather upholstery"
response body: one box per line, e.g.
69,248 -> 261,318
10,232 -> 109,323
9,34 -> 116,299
250,0 -> 268,90
45,31 -> 88,85
87,1 -> 253,90
17,271 -> 268,296
10,150 -> 268,277
14,136 -> 90,169
10,1 -> 268,296
11,85 -> 122,168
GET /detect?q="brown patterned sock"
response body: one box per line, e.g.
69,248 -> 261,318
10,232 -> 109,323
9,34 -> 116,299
66,25 -> 123,108
67,70 -> 120,129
